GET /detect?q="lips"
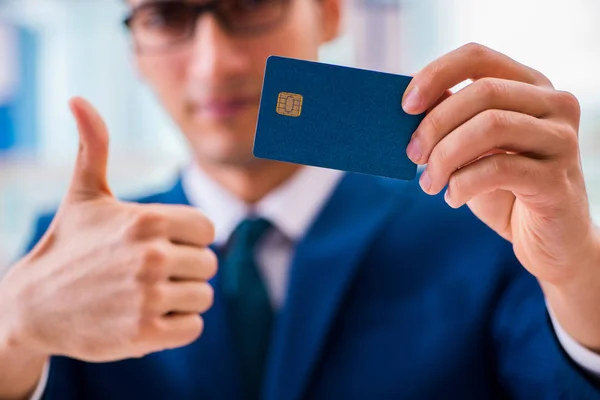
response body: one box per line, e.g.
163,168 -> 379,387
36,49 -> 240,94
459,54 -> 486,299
194,96 -> 260,120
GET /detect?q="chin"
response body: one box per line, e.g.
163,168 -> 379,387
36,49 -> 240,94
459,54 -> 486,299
193,139 -> 258,168
183,116 -> 260,166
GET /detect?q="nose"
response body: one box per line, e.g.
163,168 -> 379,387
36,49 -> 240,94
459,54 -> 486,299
188,14 -> 250,84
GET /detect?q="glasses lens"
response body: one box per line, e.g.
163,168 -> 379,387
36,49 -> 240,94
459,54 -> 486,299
124,0 -> 292,53
218,0 -> 290,34
126,2 -> 195,52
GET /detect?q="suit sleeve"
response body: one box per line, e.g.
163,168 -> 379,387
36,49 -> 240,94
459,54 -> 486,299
22,213 -> 85,400
491,263 -> 600,399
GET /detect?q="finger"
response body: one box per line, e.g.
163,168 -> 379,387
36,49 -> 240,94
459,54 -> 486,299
67,97 -> 113,201
154,314 -> 205,350
421,111 -> 570,195
163,206 -> 215,246
443,153 -> 551,209
427,89 -> 453,114
407,79 -> 559,165
128,205 -> 215,246
168,246 -> 218,281
161,281 -> 214,314
402,43 -> 553,115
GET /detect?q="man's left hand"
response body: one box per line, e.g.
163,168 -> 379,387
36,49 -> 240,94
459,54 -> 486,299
403,42 -> 600,351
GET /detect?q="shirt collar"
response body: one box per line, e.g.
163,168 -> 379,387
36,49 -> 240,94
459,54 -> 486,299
181,164 -> 344,246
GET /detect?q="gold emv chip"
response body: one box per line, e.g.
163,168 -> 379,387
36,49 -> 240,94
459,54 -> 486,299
276,92 -> 303,117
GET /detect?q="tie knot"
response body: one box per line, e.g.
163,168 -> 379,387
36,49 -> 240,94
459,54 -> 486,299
230,217 -> 272,251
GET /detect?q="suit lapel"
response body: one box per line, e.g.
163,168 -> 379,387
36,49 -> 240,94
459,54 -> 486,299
160,173 -> 411,400
141,177 -> 190,205
264,173 -> 409,400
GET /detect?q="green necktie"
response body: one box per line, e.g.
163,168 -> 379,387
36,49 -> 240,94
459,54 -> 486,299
220,218 -> 274,400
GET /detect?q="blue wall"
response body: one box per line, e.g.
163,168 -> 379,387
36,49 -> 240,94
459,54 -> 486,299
0,26 -> 37,152
0,105 -> 16,149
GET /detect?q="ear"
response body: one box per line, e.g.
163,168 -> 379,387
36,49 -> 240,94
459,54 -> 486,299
319,0 -> 342,44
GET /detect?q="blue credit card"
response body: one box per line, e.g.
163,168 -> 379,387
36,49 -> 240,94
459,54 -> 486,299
253,56 -> 426,180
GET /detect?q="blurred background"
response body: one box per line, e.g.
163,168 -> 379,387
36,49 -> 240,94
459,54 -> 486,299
0,0 -> 599,271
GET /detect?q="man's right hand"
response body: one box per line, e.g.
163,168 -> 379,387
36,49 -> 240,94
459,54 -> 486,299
0,97 -> 217,364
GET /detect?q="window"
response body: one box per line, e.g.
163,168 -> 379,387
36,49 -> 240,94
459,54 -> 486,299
0,0 -> 599,269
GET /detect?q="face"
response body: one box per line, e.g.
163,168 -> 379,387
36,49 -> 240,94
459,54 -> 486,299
127,0 -> 341,168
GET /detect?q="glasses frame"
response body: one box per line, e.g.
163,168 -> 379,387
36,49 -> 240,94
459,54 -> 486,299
123,0 -> 293,54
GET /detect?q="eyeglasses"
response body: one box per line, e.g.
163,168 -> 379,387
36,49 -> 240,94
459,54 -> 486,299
123,0 -> 293,54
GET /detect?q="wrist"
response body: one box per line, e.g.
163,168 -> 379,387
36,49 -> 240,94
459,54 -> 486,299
0,322 -> 48,369
0,276 -> 47,362
0,302 -> 49,400
545,223 -> 600,290
542,226 -> 600,351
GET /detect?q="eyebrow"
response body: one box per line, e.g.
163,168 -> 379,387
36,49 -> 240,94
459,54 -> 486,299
127,0 -> 182,10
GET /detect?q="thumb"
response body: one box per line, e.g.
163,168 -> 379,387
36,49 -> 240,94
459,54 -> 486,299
66,97 -> 113,201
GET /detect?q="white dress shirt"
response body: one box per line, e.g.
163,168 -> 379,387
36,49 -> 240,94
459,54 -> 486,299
31,164 -> 600,399
183,164 -> 344,309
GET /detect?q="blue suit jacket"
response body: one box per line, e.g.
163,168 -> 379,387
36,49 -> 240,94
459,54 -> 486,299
26,172 -> 599,399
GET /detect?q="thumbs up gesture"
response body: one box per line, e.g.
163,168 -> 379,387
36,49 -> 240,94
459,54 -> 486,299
0,98 -> 217,362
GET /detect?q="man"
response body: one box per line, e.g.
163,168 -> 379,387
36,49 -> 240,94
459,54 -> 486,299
0,0 -> 600,398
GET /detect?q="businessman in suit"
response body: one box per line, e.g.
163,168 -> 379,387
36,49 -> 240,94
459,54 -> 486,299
1,0 -> 600,398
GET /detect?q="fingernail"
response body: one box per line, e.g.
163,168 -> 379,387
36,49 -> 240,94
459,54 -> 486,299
420,170 -> 431,193
444,189 -> 453,207
406,137 -> 422,163
403,86 -> 422,113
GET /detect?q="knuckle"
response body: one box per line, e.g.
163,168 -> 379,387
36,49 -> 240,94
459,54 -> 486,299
546,120 -> 579,157
477,78 -> 507,100
489,156 -> 508,177
534,71 -> 553,87
482,109 -> 509,131
561,127 -> 580,155
417,65 -> 440,90
142,283 -> 166,311
123,210 -> 166,241
557,164 -> 574,186
143,242 -> 168,266
425,112 -> 443,136
136,243 -> 168,283
515,161 -> 535,181
132,282 -> 164,317
448,173 -> 465,196
429,145 -> 450,174
464,42 -> 489,59
555,90 -> 581,118
130,315 -> 158,344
